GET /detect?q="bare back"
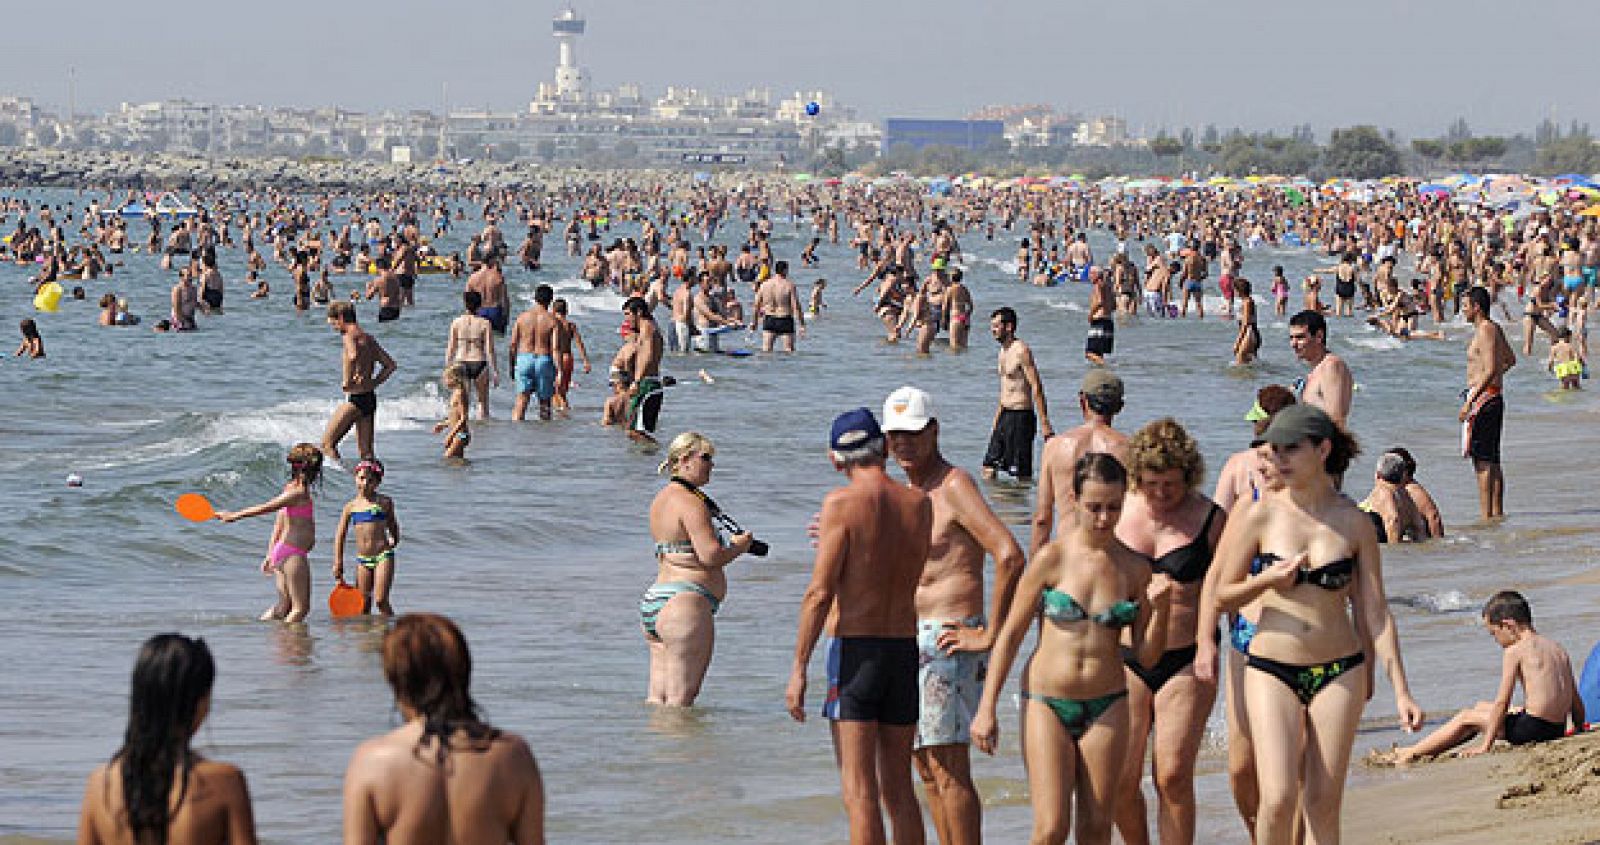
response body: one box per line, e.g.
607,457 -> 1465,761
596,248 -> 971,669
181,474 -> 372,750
826,470 -> 931,638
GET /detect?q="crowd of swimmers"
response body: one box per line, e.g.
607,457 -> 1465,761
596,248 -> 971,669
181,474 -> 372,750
13,173 -> 1599,842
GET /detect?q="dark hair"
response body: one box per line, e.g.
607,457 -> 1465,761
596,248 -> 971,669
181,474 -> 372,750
1289,309 -> 1327,339
534,284 -> 553,307
951,268 -> 963,283
382,614 -> 499,765
623,296 -> 650,317
1483,590 -> 1532,627
327,300 -> 356,323
552,298 -> 568,315
1084,391 -> 1124,417
774,260 -> 789,275
463,290 -> 482,312
115,634 -> 216,845
20,318 -> 39,339
1072,451 -> 1128,496
1311,426 -> 1360,476
1386,447 -> 1417,479
990,306 -> 1017,327
1464,286 -> 1490,314
1234,278 -> 1252,297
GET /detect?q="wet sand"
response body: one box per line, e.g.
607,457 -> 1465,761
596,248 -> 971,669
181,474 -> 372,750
1347,731 -> 1600,844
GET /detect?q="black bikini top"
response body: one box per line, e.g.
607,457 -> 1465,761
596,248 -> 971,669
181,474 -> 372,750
1147,504 -> 1220,584
1254,552 -> 1357,590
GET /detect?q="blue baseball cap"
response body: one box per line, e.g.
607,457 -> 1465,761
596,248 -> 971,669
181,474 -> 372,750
830,407 -> 884,456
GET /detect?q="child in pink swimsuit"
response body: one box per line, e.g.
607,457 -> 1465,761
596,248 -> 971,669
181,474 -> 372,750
215,443 -> 324,621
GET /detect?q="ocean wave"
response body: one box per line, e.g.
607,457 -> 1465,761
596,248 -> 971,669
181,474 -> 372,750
1346,335 -> 1404,352
1392,589 -> 1476,614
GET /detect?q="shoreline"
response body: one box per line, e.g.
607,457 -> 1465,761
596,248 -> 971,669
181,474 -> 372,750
1344,730 -> 1600,844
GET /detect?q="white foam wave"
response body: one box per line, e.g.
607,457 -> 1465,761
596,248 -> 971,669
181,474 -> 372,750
514,283 -> 626,318
1405,590 -> 1476,614
1046,300 -> 1085,312
80,388 -> 445,470
1346,336 -> 1403,351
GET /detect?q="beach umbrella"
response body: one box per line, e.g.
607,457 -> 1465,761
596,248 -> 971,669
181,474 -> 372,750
1282,186 -> 1307,206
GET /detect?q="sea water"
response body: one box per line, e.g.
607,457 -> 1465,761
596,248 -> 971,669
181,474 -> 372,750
3,189 -> 1600,842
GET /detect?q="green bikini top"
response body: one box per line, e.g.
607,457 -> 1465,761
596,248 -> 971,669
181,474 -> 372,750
1041,587 -> 1139,629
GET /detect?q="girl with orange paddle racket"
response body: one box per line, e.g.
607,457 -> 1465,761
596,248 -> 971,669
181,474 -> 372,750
332,459 -> 401,616
214,443 -> 323,622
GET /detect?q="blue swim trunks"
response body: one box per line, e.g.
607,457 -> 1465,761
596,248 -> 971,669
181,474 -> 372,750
515,354 -> 556,400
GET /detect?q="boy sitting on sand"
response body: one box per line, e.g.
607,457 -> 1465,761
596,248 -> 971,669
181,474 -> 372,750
1395,591 -> 1584,764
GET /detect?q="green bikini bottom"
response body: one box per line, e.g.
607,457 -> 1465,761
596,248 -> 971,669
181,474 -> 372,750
1024,689 -> 1128,738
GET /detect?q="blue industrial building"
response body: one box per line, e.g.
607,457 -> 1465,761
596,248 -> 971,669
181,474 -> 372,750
883,119 -> 1005,152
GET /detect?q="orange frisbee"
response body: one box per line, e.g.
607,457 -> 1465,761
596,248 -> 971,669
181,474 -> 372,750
328,581 -> 365,617
175,493 -> 215,522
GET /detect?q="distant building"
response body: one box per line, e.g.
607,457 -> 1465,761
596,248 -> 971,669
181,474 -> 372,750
1074,116 -> 1130,147
883,119 -> 1004,152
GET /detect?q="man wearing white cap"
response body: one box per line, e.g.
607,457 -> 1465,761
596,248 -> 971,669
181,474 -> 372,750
788,408 -> 932,845
882,386 -> 1025,845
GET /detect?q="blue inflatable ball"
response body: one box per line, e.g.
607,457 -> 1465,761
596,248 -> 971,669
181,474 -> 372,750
805,101 -> 820,117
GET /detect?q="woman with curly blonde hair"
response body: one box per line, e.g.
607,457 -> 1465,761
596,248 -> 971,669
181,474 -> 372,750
1112,418 -> 1226,845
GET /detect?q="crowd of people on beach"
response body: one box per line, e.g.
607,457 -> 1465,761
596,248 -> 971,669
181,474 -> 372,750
17,173 -> 1599,842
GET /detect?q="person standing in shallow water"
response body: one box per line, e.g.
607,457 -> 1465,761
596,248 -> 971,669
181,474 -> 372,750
79,634 -> 257,844
641,432 -> 754,707
984,307 -> 1053,480
788,408 -> 931,845
343,614 -> 545,843
1461,286 -> 1515,520
321,300 -> 396,463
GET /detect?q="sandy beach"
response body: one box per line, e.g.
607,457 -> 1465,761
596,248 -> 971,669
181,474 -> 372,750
1346,731 -> 1600,844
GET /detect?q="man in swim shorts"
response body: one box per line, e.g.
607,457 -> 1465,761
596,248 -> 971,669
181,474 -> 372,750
788,408 -> 931,845
365,256 -> 402,323
467,256 -> 510,333
984,307 -> 1053,480
882,386 -> 1024,845
1461,286 -> 1515,519
623,296 -> 665,443
509,284 -> 559,421
322,300 -> 396,462
1085,266 -> 1115,364
753,260 -> 805,353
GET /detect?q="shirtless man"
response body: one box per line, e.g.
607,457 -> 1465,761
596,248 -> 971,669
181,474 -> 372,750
170,269 -> 198,331
944,269 -> 973,351
322,300 -> 397,462
787,408 -> 931,845
509,285 -> 560,421
365,257 -> 402,323
668,273 -> 696,353
983,307 -> 1053,480
197,253 -> 225,315
1288,309 -> 1353,428
467,256 -> 510,334
1180,246 -> 1208,319
882,387 -> 1024,845
1085,266 -> 1115,365
692,278 -> 734,353
1029,369 -> 1130,555
753,260 -> 805,353
1065,232 -> 1094,276
392,235 -> 418,307
1361,452 -> 1429,542
622,296 -> 665,443
1461,286 -> 1516,519
446,290 -> 499,419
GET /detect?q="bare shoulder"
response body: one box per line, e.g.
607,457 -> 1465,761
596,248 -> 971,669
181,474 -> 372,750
192,758 -> 248,791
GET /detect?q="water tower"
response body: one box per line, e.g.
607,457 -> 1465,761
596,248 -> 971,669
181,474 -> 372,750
552,6 -> 589,97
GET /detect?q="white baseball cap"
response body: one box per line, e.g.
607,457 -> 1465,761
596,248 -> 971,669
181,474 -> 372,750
882,386 -> 935,432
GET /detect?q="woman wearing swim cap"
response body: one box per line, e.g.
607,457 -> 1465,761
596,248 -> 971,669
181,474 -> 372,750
1212,405 -> 1423,845
640,432 -> 753,706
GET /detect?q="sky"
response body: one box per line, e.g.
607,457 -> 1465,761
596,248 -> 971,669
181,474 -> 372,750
8,0 -> 1594,139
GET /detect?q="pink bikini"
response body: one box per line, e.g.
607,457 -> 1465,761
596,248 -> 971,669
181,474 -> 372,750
264,502 -> 314,573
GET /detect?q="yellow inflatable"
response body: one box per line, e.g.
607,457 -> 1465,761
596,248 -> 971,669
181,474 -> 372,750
367,256 -> 452,275
33,282 -> 63,312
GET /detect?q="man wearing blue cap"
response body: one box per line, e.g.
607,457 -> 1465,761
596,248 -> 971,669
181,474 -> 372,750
788,407 -> 932,845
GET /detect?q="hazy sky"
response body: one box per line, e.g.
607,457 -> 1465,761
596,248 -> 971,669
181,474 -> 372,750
10,0 -> 1594,138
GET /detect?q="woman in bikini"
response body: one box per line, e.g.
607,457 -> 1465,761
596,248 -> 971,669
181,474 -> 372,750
1113,419 -> 1227,845
641,432 -> 753,707
1214,405 -> 1423,845
215,443 -> 322,622
971,453 -> 1169,845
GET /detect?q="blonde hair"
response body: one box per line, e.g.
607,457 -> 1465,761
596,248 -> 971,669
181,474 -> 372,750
658,431 -> 715,476
443,365 -> 466,391
1127,417 -> 1204,491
